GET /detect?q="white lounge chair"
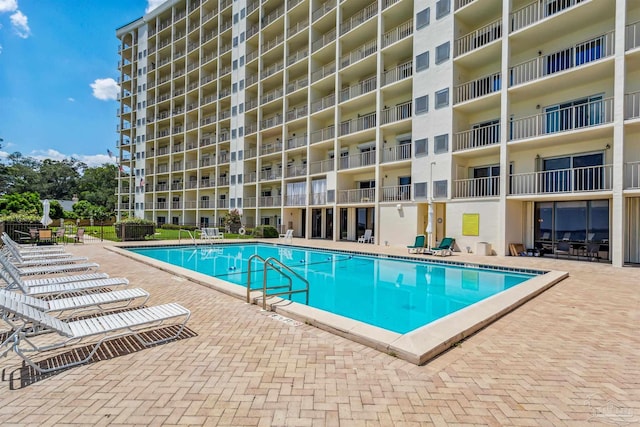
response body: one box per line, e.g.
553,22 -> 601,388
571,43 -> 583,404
357,229 -> 373,244
0,292 -> 190,374
2,232 -> 66,254
2,245 -> 88,267
279,229 -> 293,243
0,252 -> 99,276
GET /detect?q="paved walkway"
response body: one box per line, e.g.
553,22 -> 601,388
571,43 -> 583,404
0,239 -> 638,426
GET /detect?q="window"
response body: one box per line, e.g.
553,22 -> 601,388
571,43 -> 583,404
436,0 -> 450,19
414,182 -> 428,198
433,180 -> 448,199
544,95 -> 604,134
471,165 -> 500,196
416,8 -> 430,29
540,152 -> 605,192
434,134 -> 449,153
435,88 -> 449,109
436,42 -> 450,64
415,95 -> 429,114
471,119 -> 500,147
416,51 -> 429,72
415,138 -> 428,156
233,36 -> 238,47
233,59 -> 238,70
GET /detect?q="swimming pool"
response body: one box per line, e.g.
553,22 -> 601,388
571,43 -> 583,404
128,243 -> 536,334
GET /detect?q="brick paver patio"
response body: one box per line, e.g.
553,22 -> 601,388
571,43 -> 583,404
0,239 -> 638,426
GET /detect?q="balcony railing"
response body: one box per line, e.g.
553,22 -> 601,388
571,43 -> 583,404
455,18 -> 502,57
312,0 -> 336,22
287,47 -> 308,66
286,165 -> 307,178
340,76 -> 376,103
511,0 -> 585,33
381,101 -> 412,125
311,61 -> 335,82
309,159 -> 334,174
261,60 -> 284,79
453,177 -> 500,198
626,21 -> 640,51
340,40 -> 377,69
245,171 -> 257,183
217,199 -> 228,209
340,2 -> 377,35
382,60 -> 412,86
287,76 -> 308,93
259,196 -> 282,207
338,188 -> 375,203
311,93 -> 335,113
262,4 -> 285,28
310,125 -> 335,144
509,164 -> 613,195
262,33 -> 285,52
260,141 -> 282,155
311,28 -> 337,53
286,134 -> 308,149
454,122 -> 500,151
285,194 -> 307,206
286,105 -> 308,121
455,0 -> 475,10
310,192 -> 327,205
261,114 -> 283,129
625,91 -> 640,120
455,72 -> 501,104
382,144 -> 411,163
339,150 -> 376,170
509,97 -> 614,141
261,87 -> 283,104
339,112 -> 376,136
260,169 -> 283,181
510,32 -> 614,87
381,185 -> 411,202
382,19 -> 413,48
625,161 -> 640,189
243,197 -> 256,208
288,18 -> 309,37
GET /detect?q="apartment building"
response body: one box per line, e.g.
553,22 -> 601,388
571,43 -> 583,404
116,0 -> 640,267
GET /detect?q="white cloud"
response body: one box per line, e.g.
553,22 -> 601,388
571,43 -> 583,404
0,0 -> 18,13
90,78 -> 119,101
67,97 -> 75,102
29,149 -> 114,168
10,10 -> 29,38
146,0 -> 167,13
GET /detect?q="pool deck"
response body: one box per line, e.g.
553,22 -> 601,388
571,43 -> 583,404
1,238 -> 639,425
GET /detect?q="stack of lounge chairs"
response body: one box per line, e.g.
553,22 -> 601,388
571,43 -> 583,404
0,232 -> 190,375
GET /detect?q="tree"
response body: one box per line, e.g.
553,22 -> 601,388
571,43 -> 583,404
4,153 -> 42,194
0,192 -> 42,216
77,164 -> 118,211
71,200 -> 94,219
39,158 -> 84,200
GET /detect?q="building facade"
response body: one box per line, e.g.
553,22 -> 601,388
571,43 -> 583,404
116,0 -> 640,267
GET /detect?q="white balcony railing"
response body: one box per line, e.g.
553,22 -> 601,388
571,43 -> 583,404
510,32 -> 614,87
454,177 -> 500,198
309,159 -> 334,174
626,21 -> 640,51
340,76 -> 376,103
382,144 -> 411,163
625,91 -> 640,120
382,19 -> 413,48
625,161 -> 640,189
510,97 -> 614,141
382,61 -> 412,86
311,61 -> 335,82
455,18 -> 502,57
311,93 -> 335,113
454,122 -> 500,151
338,188 -> 375,203
381,185 -> 411,202
310,125 -> 335,144
340,40 -> 377,69
455,72 -> 501,104
286,134 -> 308,149
340,2 -> 377,35
285,194 -> 307,206
259,196 -> 282,207
511,0 -> 585,33
381,101 -> 412,125
311,28 -> 337,53
339,112 -> 376,136
312,0 -> 336,22
509,164 -> 613,195
339,150 -> 376,170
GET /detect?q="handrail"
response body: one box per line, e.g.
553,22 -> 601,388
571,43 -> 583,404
178,229 -> 196,245
246,255 -> 310,310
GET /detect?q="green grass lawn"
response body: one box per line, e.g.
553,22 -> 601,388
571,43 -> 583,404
53,225 -> 258,242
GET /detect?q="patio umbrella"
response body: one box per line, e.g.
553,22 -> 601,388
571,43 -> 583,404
41,199 -> 53,227
426,204 -> 434,251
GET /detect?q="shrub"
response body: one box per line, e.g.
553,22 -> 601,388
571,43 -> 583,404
114,217 -> 156,241
160,223 -> 198,231
253,225 -> 278,238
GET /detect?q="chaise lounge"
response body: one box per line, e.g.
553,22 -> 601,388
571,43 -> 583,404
431,237 -> 456,257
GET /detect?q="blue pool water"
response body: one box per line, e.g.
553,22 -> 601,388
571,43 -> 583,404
129,243 -> 536,334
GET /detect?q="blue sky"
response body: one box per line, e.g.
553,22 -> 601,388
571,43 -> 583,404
0,0 -> 166,167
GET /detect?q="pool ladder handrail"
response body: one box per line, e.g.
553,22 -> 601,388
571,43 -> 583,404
178,229 -> 196,245
246,254 -> 309,311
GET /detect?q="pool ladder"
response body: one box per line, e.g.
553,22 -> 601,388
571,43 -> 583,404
246,255 -> 309,311
178,229 -> 196,245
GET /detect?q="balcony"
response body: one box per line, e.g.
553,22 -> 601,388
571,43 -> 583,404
340,76 -> 376,103
287,76 -> 308,94
339,112 -> 376,136
455,18 -> 502,57
509,32 -> 614,87
311,93 -> 335,113
311,61 -> 335,82
261,60 -> 284,79
455,72 -> 501,104
259,196 -> 282,207
217,199 -> 228,209
380,184 -> 411,202
625,91 -> 640,120
286,165 -> 307,178
310,192 -> 327,205
286,134 -> 308,149
262,4 -> 285,28
509,97 -> 613,142
381,101 -> 412,125
454,122 -> 500,151
309,159 -> 334,174
627,21 -> 640,51
311,28 -> 337,53
285,194 -> 307,206
511,0 -> 586,33
312,0 -> 336,23
625,162 -> 640,189
340,39 -> 377,69
340,2 -> 377,35
260,141 -> 282,155
261,87 -> 283,104
310,125 -> 335,144
339,150 -> 376,170
288,18 -> 309,37
382,60 -> 412,87
382,143 -> 411,163
382,19 -> 413,49
287,47 -> 308,66
338,188 -> 375,203
261,114 -> 283,130
286,105 -> 308,122
509,164 -> 613,196
453,177 -> 500,198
